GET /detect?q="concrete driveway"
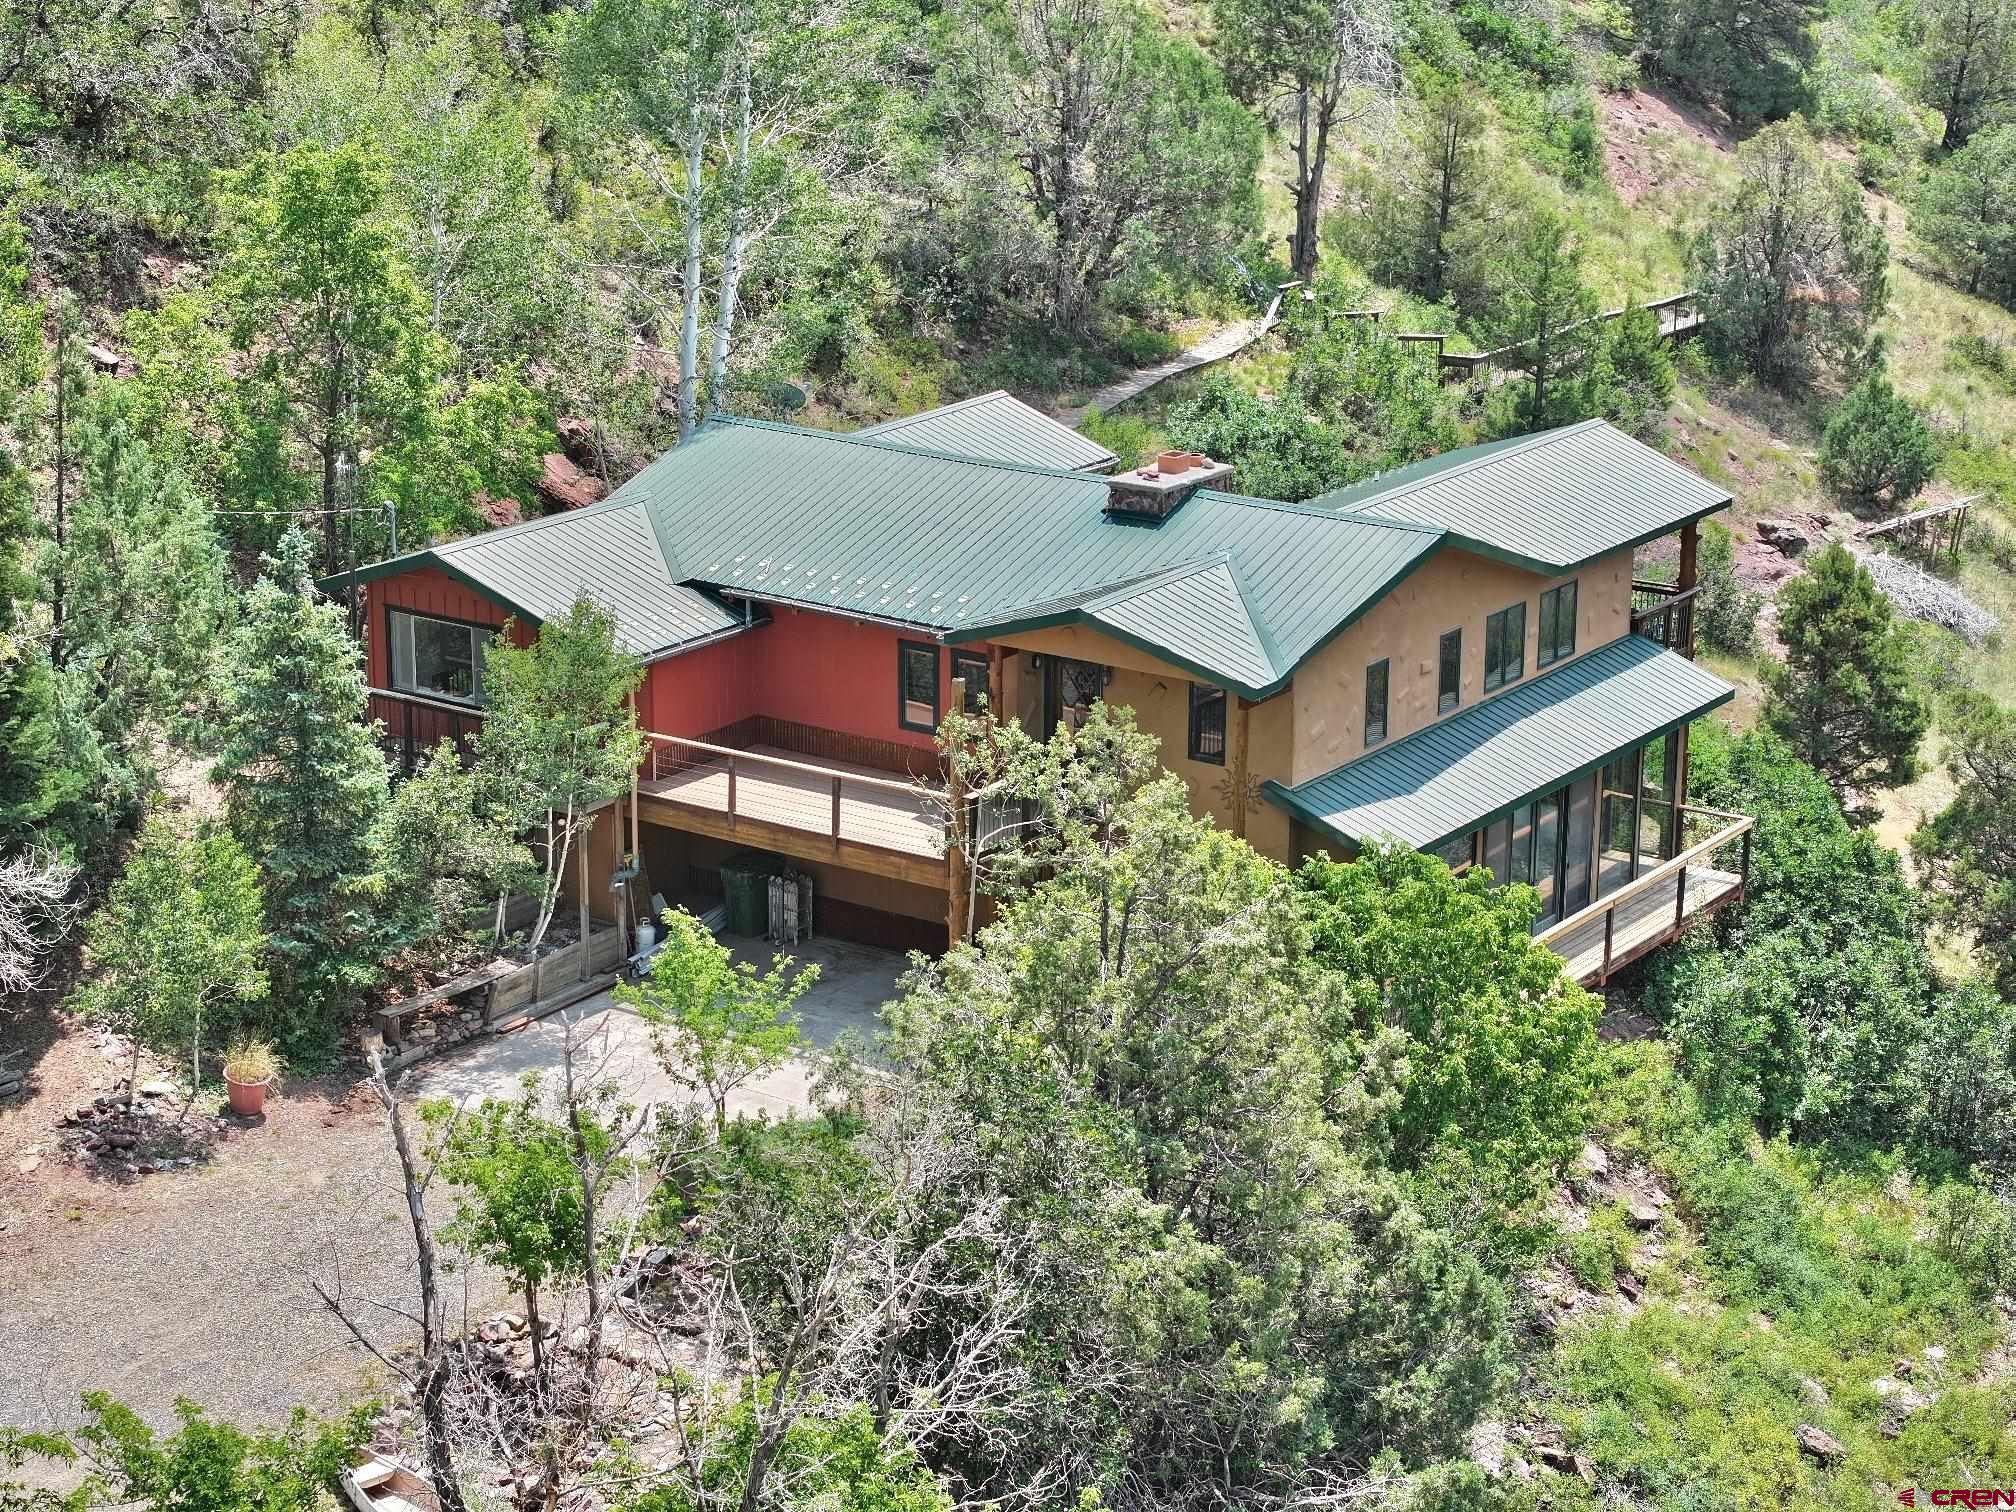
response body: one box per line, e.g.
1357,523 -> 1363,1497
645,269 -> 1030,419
411,935 -> 909,1118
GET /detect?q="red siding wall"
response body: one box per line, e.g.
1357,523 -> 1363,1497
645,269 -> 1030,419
362,568 -> 976,756
363,567 -> 524,687
639,604 -> 971,753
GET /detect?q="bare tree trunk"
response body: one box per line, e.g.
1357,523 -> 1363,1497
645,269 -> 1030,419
320,1050 -> 472,1512
707,27 -> 754,408
676,0 -> 708,442
525,1281 -> 546,1386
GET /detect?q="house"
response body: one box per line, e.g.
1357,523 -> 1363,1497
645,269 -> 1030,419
328,391 -> 1753,986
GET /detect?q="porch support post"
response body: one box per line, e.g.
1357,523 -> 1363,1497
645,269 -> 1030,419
1629,754 -> 1644,883
988,646 -> 1004,717
629,694 -> 641,860
1588,770 -> 1606,902
577,818 -> 591,982
946,682 -> 971,945
1673,724 -> 1692,828
1677,521 -> 1701,658
1230,696 -> 1252,839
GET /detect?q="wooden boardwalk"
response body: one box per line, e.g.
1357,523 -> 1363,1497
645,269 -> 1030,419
1059,290 -> 1289,425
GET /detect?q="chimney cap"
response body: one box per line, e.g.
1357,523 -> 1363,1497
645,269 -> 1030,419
1105,453 -> 1235,519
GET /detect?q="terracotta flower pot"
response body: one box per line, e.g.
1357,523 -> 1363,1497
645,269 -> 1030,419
226,1075 -> 269,1117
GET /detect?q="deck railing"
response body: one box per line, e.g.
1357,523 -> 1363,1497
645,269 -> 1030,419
641,731 -> 948,857
1536,803 -> 1754,985
1630,579 -> 1702,659
369,688 -> 484,775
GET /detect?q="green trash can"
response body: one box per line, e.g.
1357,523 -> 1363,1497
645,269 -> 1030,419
719,849 -> 780,936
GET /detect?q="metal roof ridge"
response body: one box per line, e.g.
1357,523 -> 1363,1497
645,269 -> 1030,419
1323,419 -> 1617,515
432,495 -> 644,557
858,389 -> 1014,428
702,413 -> 1105,483
1222,556 -> 1288,682
1191,488 -> 1449,537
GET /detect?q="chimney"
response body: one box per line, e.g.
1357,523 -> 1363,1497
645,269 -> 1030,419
1104,450 -> 1235,520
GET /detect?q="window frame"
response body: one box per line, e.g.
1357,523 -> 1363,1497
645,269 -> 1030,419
897,640 -> 941,732
1364,657 -> 1390,748
1483,601 -> 1527,692
1538,580 -> 1578,668
1437,627 -> 1462,714
386,605 -> 490,705
1187,682 -> 1227,765
950,649 -> 991,715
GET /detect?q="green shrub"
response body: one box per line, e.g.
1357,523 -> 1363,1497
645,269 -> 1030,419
1818,369 -> 1938,509
1077,406 -> 1163,470
1560,1202 -> 1641,1294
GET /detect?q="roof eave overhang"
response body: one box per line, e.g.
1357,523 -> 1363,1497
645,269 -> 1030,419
946,535 -> 1443,704
944,608 -> 1284,702
1439,493 -> 1735,578
316,551 -> 545,628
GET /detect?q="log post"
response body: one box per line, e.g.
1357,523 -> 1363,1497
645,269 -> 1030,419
947,677 -> 971,944
988,646 -> 1004,718
1677,522 -> 1700,658
577,821 -> 591,983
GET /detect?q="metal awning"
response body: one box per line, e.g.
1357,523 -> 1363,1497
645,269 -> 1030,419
1264,635 -> 1734,851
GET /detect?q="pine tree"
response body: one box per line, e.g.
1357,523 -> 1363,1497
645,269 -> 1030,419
1483,210 -> 1601,436
1763,543 -> 1931,803
0,204 -> 65,848
1588,297 -> 1677,440
211,527 -> 388,1046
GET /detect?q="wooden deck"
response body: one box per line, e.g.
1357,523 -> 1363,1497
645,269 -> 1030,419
637,741 -> 949,887
1545,865 -> 1741,986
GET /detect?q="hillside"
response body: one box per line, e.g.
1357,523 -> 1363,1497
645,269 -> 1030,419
2,0 -> 2015,1509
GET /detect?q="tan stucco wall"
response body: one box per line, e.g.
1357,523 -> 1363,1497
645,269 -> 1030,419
1290,545 -> 1633,784
971,541 -> 1633,866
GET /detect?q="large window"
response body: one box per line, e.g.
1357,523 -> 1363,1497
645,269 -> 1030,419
1538,580 -> 1578,667
1438,628 -> 1462,713
389,609 -> 485,703
1364,658 -> 1390,747
951,650 -> 990,714
898,641 -> 940,731
1484,601 -> 1526,691
1432,830 -> 1476,871
1188,682 -> 1226,763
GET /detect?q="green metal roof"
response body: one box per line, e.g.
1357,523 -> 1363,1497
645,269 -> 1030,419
857,390 -> 1119,473
326,501 -> 747,659
327,414 -> 1730,697
1264,635 -> 1735,851
613,418 -> 1440,699
1312,419 -> 1732,573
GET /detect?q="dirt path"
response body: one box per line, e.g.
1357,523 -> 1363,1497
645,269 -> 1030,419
0,1019 -> 497,1437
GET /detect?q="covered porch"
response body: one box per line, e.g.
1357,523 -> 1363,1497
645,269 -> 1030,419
1263,635 -> 1751,988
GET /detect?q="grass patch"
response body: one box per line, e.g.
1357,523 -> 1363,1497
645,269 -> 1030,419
1533,1044 -> 2016,1511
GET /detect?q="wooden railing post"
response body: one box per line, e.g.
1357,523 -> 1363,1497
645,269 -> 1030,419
830,775 -> 843,850
726,753 -> 737,827
1674,864 -> 1688,930
1601,907 -> 1614,983
1741,825 -> 1753,892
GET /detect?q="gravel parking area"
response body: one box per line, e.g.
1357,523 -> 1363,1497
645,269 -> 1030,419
0,1017 -> 488,1438
0,936 -> 903,1439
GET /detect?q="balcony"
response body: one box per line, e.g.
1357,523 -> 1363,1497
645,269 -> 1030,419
1630,579 -> 1702,659
636,731 -> 952,889
1538,803 -> 1753,988
369,688 -> 483,773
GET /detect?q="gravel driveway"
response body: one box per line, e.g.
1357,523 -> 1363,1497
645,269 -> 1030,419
0,937 -> 902,1440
